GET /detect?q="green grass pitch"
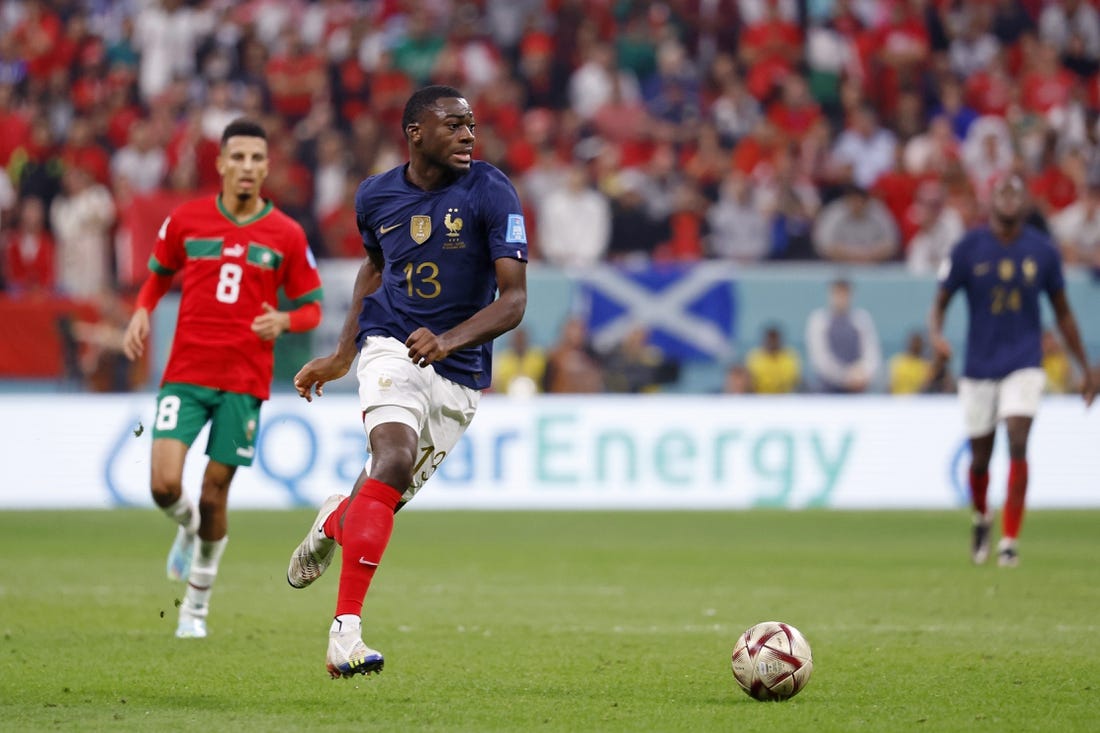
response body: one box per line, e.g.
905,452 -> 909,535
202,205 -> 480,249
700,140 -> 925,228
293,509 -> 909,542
2,509 -> 1098,732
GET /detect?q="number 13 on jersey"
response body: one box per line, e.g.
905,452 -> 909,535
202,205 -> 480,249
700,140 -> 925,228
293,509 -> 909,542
404,261 -> 441,298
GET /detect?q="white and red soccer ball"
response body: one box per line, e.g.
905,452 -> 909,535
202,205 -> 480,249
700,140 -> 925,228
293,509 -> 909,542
730,621 -> 813,701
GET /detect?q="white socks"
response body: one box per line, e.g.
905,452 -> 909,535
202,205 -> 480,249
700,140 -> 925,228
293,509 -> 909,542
331,615 -> 361,634
183,536 -> 229,617
163,495 -> 199,536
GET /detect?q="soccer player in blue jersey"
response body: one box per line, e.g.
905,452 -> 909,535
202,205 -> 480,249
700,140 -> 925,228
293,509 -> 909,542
929,173 -> 1095,567
286,86 -> 528,678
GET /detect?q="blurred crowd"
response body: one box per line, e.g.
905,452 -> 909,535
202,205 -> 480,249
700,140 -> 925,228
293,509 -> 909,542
493,281 -> 1093,397
3,0 -> 1100,391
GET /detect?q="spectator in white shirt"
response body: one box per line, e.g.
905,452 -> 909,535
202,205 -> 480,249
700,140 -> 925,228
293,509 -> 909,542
51,166 -> 116,299
111,119 -> 167,194
1040,0 -> 1100,61
1051,179 -> 1100,268
568,41 -> 641,121
805,278 -> 882,393
537,163 -> 611,268
706,171 -> 771,262
813,185 -> 899,263
828,103 -> 897,189
906,181 -> 966,275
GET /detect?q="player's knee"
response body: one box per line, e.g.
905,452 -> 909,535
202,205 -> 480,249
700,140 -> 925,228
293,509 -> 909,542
369,451 -> 416,491
198,475 -> 231,507
149,473 -> 183,506
196,493 -> 225,519
968,449 -> 993,471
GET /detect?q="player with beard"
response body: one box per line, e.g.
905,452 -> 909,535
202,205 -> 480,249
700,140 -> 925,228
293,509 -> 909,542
286,86 -> 528,678
929,173 -> 1094,567
123,119 -> 324,638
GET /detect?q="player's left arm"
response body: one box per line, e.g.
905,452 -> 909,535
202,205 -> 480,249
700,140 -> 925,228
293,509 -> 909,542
250,301 -> 322,340
251,227 -> 324,340
1049,289 -> 1095,407
406,257 -> 527,367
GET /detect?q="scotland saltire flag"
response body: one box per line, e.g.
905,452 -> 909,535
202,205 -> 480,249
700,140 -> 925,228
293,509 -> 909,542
575,262 -> 737,361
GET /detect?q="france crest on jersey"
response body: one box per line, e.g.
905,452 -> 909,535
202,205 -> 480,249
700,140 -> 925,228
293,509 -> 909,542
353,161 -> 528,390
940,224 -> 1065,379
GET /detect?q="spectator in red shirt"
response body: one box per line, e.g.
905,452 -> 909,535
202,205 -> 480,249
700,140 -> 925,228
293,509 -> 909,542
59,117 -> 112,187
369,50 -> 416,136
873,144 -> 929,247
266,26 -> 327,123
505,108 -> 555,177
739,0 -> 803,101
3,196 -> 55,295
263,129 -> 314,225
681,123 -> 732,194
966,47 -> 1016,117
592,73 -> 654,168
767,74 -> 823,142
869,0 -> 931,117
0,83 -> 32,168
333,19 -> 372,122
320,173 -> 364,259
10,0 -> 63,83
1029,131 -> 1084,216
165,107 -> 221,194
732,118 -> 782,176
1020,41 -> 1076,115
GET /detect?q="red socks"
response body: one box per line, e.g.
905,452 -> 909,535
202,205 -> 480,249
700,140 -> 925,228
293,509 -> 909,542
1002,458 -> 1028,540
968,467 -> 989,517
333,478 -> 403,618
323,497 -> 351,545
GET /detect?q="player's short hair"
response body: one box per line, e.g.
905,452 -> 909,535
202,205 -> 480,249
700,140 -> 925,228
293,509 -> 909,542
220,118 -> 267,148
402,85 -> 466,136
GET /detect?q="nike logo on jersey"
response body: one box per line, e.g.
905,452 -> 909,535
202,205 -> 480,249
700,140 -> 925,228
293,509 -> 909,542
358,557 -> 379,567
974,263 -> 991,275
378,222 -> 402,235
224,243 -> 246,257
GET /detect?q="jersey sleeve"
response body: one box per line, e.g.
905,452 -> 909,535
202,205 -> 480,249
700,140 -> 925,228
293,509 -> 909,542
1042,235 -> 1067,296
281,222 -> 324,306
478,167 -> 529,263
355,176 -> 382,253
148,210 -> 187,275
939,232 -> 969,294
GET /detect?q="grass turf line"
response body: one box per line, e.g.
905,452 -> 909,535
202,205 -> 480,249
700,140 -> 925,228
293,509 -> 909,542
1,509 -> 1098,732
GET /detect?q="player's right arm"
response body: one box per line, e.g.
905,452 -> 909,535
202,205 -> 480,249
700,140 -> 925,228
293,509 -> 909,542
928,235 -> 967,366
123,213 -> 185,361
928,288 -> 953,362
293,247 -> 383,401
122,274 -> 174,360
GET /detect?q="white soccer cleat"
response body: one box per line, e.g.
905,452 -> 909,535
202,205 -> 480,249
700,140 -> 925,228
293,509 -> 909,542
167,526 -> 197,582
287,494 -> 343,589
175,607 -> 208,639
997,539 -> 1019,568
326,626 -> 384,679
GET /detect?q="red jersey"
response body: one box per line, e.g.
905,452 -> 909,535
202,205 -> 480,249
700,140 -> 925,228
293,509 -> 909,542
149,196 -> 323,399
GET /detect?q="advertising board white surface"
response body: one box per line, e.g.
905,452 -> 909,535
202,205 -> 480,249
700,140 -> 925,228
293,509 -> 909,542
1,394 -> 1095,509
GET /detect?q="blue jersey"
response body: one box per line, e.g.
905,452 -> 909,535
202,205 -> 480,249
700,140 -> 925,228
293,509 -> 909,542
940,224 -> 1065,379
354,160 -> 528,390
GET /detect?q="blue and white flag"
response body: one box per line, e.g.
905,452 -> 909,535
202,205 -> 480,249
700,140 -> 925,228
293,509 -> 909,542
575,262 -> 737,361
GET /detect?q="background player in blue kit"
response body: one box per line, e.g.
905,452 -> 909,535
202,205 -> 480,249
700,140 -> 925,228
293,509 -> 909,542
929,173 -> 1094,568
286,86 -> 528,678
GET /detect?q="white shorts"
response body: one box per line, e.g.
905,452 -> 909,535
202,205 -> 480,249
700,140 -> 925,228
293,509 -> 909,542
957,367 -> 1046,437
356,336 -> 481,502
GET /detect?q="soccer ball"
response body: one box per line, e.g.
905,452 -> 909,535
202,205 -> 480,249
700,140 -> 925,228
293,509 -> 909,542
730,621 -> 813,701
